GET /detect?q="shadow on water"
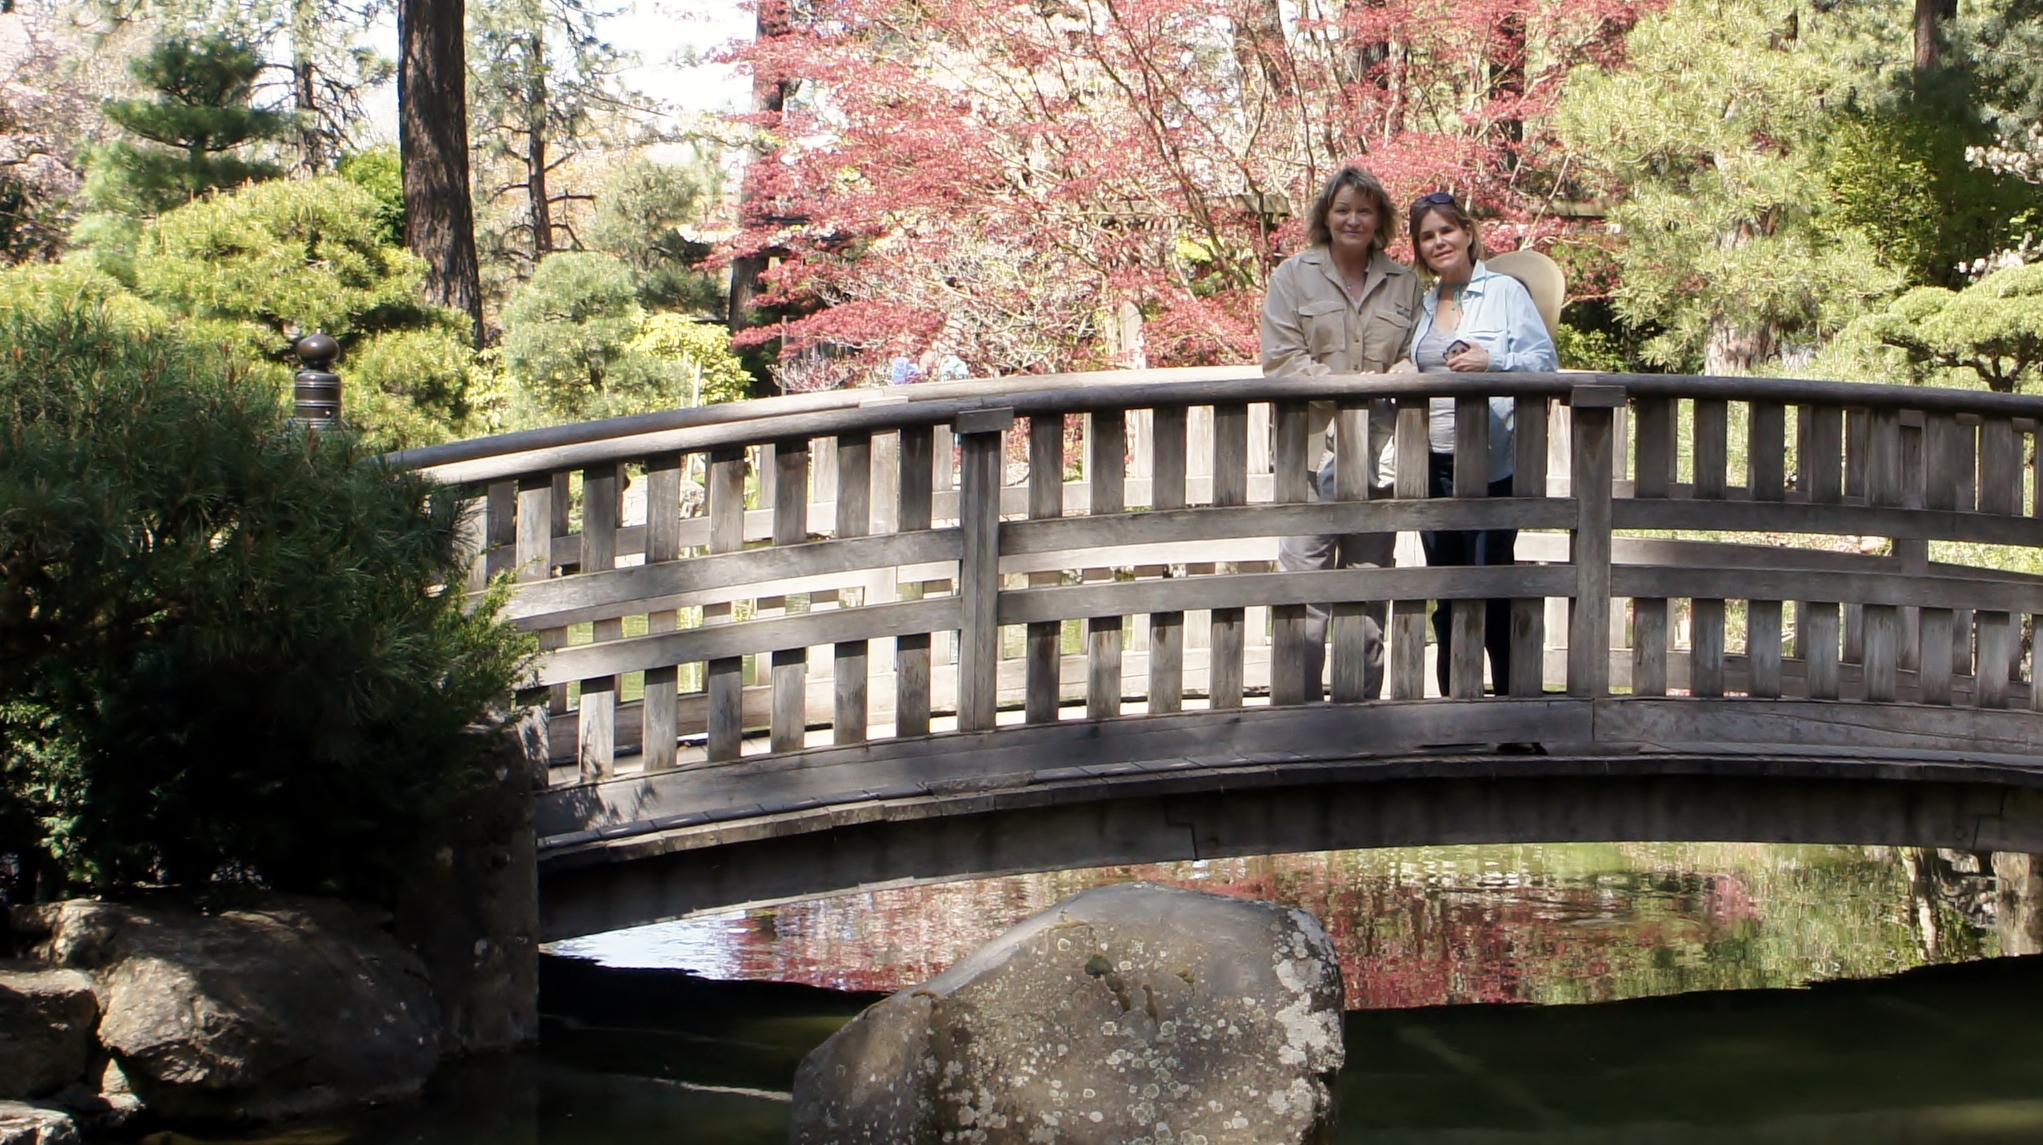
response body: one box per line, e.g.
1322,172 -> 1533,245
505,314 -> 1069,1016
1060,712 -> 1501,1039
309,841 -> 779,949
144,843 -> 2043,1145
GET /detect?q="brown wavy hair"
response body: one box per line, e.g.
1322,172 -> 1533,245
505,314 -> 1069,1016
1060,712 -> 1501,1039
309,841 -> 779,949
1305,166 -> 1398,253
1406,192 -> 1487,273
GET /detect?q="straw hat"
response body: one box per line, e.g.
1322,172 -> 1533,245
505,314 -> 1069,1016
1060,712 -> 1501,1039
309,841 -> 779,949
1485,249 -> 1564,339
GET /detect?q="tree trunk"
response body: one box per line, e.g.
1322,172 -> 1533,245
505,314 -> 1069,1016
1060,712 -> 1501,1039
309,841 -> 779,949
730,0 -> 796,385
292,0 -> 324,172
399,0 -> 485,346
525,33 -> 552,260
1914,0 -> 1956,73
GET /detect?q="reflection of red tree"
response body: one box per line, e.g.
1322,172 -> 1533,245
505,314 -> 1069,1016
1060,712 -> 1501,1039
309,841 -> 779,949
692,849 -> 1798,1008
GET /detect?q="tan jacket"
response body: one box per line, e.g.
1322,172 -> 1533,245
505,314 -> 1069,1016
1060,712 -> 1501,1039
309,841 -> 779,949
1260,246 -> 1422,479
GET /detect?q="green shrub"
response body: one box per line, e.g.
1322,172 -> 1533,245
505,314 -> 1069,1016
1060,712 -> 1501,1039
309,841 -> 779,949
628,314 -> 754,407
0,299 -> 531,905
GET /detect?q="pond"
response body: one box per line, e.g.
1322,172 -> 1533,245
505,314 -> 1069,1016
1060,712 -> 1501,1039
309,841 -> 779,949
158,842 -> 2043,1145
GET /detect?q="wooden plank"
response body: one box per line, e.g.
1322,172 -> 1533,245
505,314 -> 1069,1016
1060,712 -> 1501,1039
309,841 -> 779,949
1804,601 -> 1840,700
1604,566 -> 2043,614
1568,395 -> 1615,697
1978,610 -> 2013,709
1693,399 -> 1728,500
515,471 -> 564,731
1393,396 -> 1431,700
1863,603 -> 1899,702
1087,409 -> 1127,718
1006,498 -> 1577,554
897,426 -> 935,736
1149,406 -> 1188,714
1631,597 -> 1668,696
484,480 -> 517,583
1920,608 -> 1955,705
1983,417 -> 2022,516
1209,401 -> 1248,709
1691,596 -> 1725,698
1510,395 -> 1549,697
1602,500 -> 2043,549
1272,400 -> 1314,705
639,455 -> 684,772
1748,599 -> 1783,699
1845,408 -> 1870,500
1026,413 -> 1065,724
833,432 -> 872,745
999,565 -> 1577,625
705,447 -> 746,760
576,464 -> 622,778
1331,400 -> 1375,702
1750,401 -> 1786,501
770,441 -> 811,753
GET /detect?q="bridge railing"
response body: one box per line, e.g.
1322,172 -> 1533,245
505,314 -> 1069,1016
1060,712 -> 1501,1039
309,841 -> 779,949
387,370 -> 2043,787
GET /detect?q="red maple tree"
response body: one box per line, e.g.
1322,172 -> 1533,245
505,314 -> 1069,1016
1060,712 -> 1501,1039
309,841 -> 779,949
722,0 -> 1658,389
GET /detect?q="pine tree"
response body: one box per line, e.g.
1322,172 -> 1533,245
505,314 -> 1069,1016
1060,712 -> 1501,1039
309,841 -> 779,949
90,36 -> 288,215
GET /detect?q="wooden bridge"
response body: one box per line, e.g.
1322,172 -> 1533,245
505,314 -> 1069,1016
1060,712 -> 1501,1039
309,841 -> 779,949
390,370 -> 2043,942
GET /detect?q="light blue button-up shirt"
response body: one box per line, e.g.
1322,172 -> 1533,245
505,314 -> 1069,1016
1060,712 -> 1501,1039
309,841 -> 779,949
1412,261 -> 1559,483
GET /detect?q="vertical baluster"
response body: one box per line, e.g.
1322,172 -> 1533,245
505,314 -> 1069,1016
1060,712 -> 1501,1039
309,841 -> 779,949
957,411 -> 1009,732
1025,413 -> 1065,723
1955,416 -> 1979,681
705,448 -> 746,760
896,427 -> 934,736
1862,411 -> 1901,703
575,465 -> 621,777
1331,400 -> 1378,702
641,454 -> 683,770
546,470 -> 571,715
932,424 -> 955,495
1899,411 -> 1926,675
2033,422 -> 2043,712
768,441 -> 810,752
1630,397 -> 1674,697
1392,396 -> 1430,699
515,472 -> 557,764
1920,414 -> 1959,706
1978,416 -> 2020,708
1087,409 -> 1127,718
1209,402 -> 1248,708
1689,399 -> 1728,697
834,432 -> 872,744
1507,395 -> 1548,698
1568,385 -> 1619,697
1272,400 -> 1315,705
1843,409 -> 1868,665
1150,406 -> 1188,714
1746,401 -> 1786,698
1449,394 -> 1490,699
1801,405 -> 1844,699
482,480 -> 516,584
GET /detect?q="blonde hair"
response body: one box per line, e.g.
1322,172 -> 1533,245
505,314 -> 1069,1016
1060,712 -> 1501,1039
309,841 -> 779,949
1305,166 -> 1397,253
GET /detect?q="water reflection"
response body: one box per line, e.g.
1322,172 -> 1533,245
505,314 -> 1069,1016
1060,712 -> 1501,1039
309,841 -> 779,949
553,843 -> 2040,1008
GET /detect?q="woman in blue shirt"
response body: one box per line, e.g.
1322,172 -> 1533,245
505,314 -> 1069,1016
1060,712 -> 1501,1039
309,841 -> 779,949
1407,191 -> 1557,696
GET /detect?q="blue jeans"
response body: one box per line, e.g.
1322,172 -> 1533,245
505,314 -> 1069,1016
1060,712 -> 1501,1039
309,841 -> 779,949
1421,452 -> 1516,695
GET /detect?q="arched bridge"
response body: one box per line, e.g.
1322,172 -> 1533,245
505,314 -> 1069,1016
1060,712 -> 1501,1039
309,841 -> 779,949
389,371 -> 2043,942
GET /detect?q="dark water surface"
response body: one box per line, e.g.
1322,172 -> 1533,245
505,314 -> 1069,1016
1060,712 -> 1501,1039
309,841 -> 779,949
154,843 -> 2043,1145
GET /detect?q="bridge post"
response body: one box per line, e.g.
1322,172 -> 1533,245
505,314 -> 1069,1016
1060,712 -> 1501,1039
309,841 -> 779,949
956,407 -> 1013,732
1568,384 -> 1621,696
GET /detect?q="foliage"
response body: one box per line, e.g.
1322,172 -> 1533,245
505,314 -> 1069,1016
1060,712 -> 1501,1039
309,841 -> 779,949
586,157 -> 723,312
338,145 -> 406,248
126,177 -> 478,445
88,36 -> 290,216
0,299 -> 531,904
0,9 -> 96,265
723,0 -> 1661,387
627,314 -> 753,406
1555,0 -> 1907,373
1847,263 -> 2043,392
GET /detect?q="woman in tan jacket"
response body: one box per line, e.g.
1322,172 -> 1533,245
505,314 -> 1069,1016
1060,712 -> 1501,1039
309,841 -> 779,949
1262,164 -> 1422,701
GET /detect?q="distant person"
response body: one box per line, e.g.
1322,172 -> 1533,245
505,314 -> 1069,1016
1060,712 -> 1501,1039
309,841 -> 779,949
1262,164 -> 1422,701
1406,191 -> 1557,696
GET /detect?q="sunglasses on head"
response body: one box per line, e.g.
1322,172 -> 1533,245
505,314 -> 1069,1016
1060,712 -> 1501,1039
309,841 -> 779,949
1411,191 -> 1458,212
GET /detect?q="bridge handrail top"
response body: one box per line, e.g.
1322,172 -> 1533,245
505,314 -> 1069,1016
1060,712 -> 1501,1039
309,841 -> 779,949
388,367 -> 2043,485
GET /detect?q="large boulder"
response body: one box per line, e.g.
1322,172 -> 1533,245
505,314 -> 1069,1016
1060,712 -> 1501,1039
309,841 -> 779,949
0,969 -> 97,1099
791,882 -> 1346,1145
16,898 -> 439,1122
0,1103 -> 78,1145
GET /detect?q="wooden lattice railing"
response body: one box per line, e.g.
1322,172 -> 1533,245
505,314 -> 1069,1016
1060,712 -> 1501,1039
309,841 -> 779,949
388,369 -> 2043,789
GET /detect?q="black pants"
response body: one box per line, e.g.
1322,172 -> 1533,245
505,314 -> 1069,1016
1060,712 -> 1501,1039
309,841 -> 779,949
1421,453 -> 1516,695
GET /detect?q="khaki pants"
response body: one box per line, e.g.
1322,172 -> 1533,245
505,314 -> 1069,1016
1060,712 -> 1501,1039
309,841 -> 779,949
1276,459 -> 1393,700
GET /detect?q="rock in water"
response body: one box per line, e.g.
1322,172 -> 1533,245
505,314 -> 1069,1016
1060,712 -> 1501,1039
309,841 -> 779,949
791,882 -> 1345,1144
17,899 -> 439,1122
0,970 -> 97,1100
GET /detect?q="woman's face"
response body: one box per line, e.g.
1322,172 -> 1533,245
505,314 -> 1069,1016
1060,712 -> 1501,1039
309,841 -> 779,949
1415,209 -> 1475,278
1325,186 -> 1380,260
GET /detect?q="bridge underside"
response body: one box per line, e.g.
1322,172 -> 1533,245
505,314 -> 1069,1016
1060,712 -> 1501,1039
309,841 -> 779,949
535,697 -> 2043,941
